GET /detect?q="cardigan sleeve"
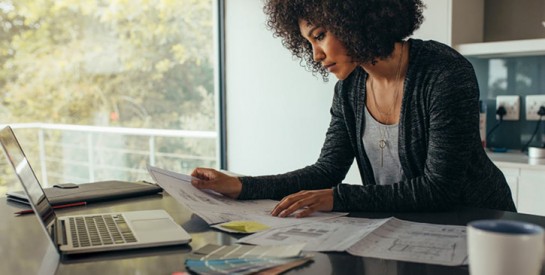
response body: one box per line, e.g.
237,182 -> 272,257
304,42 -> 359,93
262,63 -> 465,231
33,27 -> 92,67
238,81 -> 356,201
333,60 -> 480,211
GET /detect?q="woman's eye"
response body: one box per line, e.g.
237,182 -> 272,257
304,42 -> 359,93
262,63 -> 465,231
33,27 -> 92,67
314,32 -> 325,41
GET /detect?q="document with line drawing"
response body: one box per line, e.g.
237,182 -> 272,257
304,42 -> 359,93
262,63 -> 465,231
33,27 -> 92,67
147,165 -> 347,227
239,217 -> 391,252
239,217 -> 467,266
347,217 -> 467,266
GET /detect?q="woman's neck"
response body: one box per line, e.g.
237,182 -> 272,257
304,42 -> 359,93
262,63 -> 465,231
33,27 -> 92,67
361,42 -> 408,84
362,41 -> 408,125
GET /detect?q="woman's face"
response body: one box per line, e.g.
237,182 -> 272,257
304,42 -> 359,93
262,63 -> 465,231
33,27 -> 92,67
298,19 -> 357,80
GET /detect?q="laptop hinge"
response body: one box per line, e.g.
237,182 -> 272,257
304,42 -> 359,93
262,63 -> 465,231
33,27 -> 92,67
55,219 -> 67,246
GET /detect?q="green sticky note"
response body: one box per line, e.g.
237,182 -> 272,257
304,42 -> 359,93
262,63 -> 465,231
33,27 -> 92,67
219,221 -> 270,233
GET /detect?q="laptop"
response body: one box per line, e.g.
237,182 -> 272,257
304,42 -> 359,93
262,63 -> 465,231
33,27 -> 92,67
0,126 -> 191,254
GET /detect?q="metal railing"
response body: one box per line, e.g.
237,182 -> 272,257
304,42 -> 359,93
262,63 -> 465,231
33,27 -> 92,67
1,123 -> 218,186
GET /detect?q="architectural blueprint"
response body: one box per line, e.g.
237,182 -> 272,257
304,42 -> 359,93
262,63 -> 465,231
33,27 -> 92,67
148,165 -> 346,227
347,217 -> 467,266
240,217 -> 467,266
239,217 -> 390,252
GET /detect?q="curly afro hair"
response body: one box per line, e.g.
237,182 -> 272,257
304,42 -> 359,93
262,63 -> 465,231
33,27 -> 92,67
263,0 -> 425,80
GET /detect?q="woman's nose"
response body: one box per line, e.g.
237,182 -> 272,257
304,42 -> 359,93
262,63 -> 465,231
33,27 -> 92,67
313,47 -> 325,62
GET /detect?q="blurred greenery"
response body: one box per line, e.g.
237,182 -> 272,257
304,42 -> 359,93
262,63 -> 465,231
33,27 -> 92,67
0,0 -> 217,188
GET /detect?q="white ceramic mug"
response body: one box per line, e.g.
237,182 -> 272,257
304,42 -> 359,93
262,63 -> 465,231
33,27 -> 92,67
467,219 -> 545,275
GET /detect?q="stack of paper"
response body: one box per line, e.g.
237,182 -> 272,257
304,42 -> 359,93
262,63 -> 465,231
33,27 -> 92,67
185,243 -> 313,275
148,165 -> 469,267
239,217 -> 468,266
147,165 -> 347,229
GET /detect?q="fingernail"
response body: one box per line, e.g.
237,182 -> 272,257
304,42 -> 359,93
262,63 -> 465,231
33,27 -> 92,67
279,210 -> 287,217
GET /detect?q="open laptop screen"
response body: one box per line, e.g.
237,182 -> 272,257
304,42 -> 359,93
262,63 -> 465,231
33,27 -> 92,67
0,126 -> 57,232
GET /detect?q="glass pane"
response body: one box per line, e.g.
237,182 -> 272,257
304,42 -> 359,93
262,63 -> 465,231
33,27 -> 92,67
0,0 -> 218,192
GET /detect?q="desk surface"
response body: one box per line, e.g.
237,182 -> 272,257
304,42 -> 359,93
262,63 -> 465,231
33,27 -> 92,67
1,194 -> 545,275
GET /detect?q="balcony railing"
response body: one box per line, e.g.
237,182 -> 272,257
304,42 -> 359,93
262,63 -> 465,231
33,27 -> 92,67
1,123 -> 218,186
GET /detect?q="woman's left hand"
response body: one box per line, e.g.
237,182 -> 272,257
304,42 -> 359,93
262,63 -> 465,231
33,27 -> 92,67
271,189 -> 334,218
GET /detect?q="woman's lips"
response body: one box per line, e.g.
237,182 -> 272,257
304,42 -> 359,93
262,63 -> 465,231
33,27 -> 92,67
324,63 -> 336,71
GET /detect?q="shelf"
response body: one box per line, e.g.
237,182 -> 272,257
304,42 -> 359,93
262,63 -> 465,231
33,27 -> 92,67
487,151 -> 545,169
455,38 -> 545,58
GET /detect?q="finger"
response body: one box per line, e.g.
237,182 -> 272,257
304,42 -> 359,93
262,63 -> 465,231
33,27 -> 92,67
295,203 -> 321,218
191,167 -> 218,180
279,195 -> 316,218
271,197 -> 289,216
191,179 -> 218,191
271,192 -> 306,216
191,167 -> 212,178
190,167 -> 203,177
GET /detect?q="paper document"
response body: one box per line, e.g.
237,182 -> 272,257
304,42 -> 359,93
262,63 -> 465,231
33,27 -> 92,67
240,217 -> 467,266
218,221 -> 271,233
347,217 -> 467,266
147,165 -> 347,229
185,243 -> 312,275
239,217 -> 389,252
187,243 -> 305,260
185,257 -> 312,275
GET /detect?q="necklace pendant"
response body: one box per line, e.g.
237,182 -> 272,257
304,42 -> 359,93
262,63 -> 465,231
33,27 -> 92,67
379,139 -> 386,167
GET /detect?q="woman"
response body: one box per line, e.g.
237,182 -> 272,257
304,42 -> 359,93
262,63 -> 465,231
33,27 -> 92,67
191,0 -> 516,217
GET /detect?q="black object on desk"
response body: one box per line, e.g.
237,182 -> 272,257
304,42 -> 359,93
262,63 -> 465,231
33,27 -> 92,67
6,180 -> 162,206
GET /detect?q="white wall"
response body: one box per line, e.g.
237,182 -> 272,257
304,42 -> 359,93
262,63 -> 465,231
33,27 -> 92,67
412,0 -> 451,45
224,0 -> 362,183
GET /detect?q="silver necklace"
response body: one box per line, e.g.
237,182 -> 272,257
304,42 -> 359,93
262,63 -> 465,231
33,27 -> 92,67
378,126 -> 387,167
369,42 -> 405,123
369,42 -> 405,167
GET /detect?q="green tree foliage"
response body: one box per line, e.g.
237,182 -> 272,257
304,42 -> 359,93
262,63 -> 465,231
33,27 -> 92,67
0,0 -> 217,185
0,0 -> 215,131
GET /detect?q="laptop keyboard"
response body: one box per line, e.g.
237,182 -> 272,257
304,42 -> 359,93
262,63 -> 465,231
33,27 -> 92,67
69,214 -> 137,247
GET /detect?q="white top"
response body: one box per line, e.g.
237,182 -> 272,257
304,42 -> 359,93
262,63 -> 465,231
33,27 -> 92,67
362,107 -> 404,185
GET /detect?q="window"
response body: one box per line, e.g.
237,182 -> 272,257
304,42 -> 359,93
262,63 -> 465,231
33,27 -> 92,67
0,0 -> 220,193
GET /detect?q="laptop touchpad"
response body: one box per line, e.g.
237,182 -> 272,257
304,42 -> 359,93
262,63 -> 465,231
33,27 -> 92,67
131,218 -> 178,232
129,217 -> 189,243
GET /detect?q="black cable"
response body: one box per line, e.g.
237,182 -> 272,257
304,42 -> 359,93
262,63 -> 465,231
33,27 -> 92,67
521,106 -> 545,152
486,106 -> 506,147
521,116 -> 543,152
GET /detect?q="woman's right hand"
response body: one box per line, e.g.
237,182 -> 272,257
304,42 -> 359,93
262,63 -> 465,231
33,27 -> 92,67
190,167 -> 242,199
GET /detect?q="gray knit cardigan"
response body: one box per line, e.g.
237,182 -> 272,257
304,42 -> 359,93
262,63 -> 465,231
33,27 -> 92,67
238,39 -> 516,212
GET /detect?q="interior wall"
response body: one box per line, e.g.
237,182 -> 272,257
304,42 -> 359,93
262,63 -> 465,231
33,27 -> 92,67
224,0 -> 362,183
411,0 -> 451,45
469,56 -> 545,150
484,0 -> 545,42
